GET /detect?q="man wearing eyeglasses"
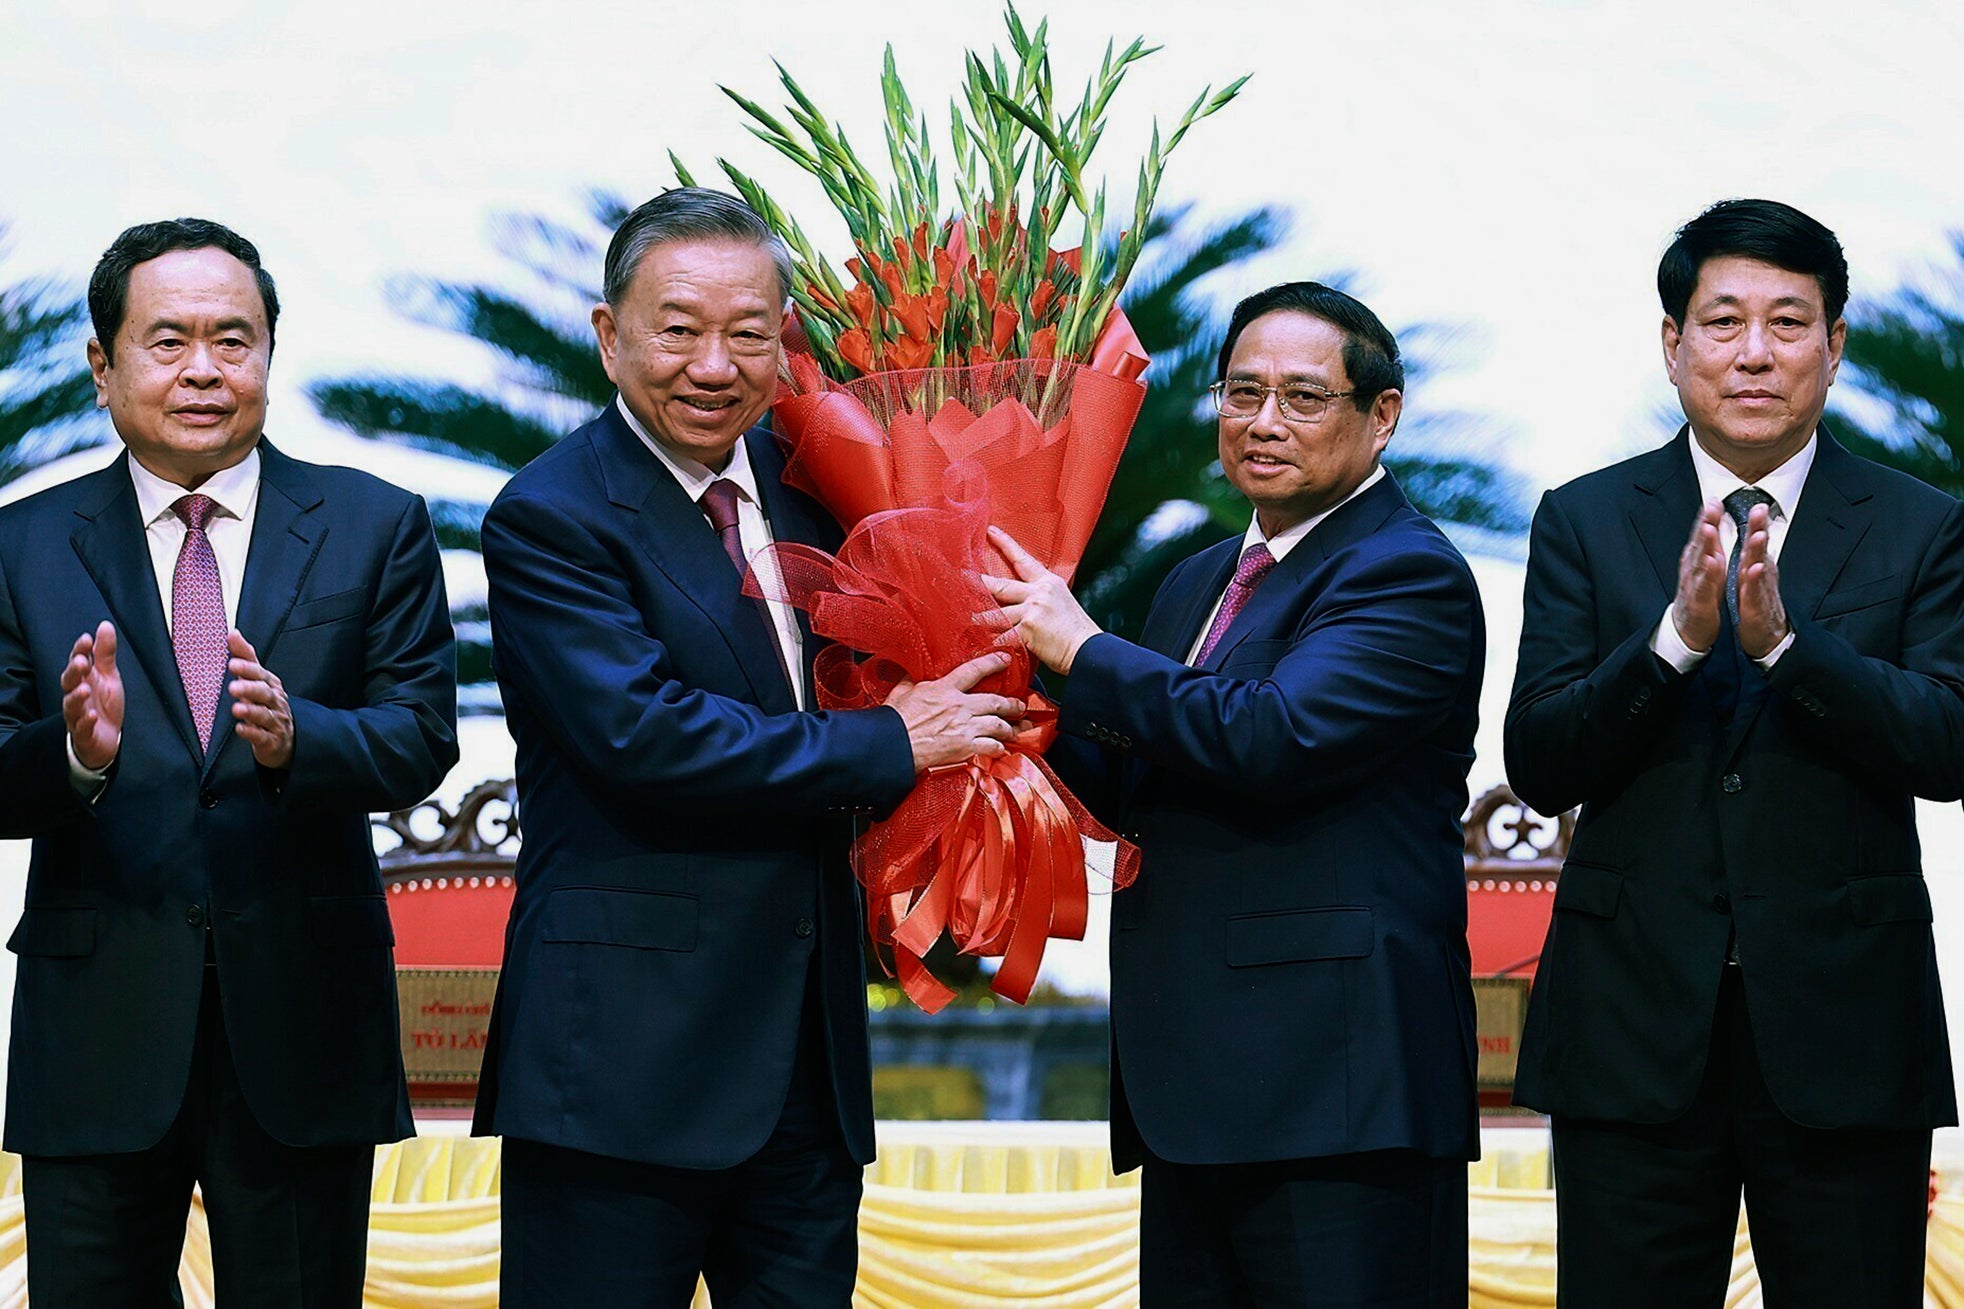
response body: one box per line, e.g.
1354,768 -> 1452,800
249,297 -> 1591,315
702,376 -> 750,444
989,281 -> 1483,1306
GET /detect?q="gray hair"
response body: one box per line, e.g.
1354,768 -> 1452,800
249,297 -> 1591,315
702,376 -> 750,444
602,188 -> 795,307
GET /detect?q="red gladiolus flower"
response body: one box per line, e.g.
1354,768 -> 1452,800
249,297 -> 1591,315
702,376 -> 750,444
887,336 -> 934,370
838,328 -> 875,375
846,284 -> 877,329
991,304 -> 1018,356
891,295 -> 932,344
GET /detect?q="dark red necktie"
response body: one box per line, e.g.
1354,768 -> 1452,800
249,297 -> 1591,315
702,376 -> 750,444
700,479 -> 748,576
1194,543 -> 1276,665
171,493 -> 227,751
700,479 -> 795,695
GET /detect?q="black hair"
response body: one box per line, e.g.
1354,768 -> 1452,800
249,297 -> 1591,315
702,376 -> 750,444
88,218 -> 279,362
1215,281 -> 1403,408
1658,199 -> 1847,326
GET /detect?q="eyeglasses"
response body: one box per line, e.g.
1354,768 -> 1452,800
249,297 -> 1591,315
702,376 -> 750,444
1208,380 -> 1356,424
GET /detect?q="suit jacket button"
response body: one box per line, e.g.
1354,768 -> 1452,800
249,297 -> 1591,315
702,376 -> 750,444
198,788 -> 218,809
1711,893 -> 1730,913
1721,773 -> 1744,794
186,904 -> 207,928
794,917 -> 815,939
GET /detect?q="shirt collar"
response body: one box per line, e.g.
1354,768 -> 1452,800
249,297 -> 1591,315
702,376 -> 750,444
1238,464 -> 1386,563
616,395 -> 762,507
129,446 -> 261,527
1686,429 -> 1816,521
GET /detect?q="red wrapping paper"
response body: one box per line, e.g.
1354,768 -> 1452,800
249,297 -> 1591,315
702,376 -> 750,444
748,315 -> 1149,1011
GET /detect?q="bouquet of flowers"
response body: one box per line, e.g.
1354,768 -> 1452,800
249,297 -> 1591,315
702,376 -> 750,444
677,8 -> 1245,1011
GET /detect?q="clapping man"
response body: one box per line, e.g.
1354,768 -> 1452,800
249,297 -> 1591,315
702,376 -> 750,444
0,218 -> 457,1306
1508,198 -> 1964,1304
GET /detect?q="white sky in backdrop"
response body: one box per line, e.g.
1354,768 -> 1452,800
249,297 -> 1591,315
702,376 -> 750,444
4,0 -> 1964,1039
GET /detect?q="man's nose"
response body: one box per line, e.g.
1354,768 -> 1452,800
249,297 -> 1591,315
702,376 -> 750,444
1737,321 -> 1776,370
1246,390 -> 1290,438
180,342 -> 222,385
687,335 -> 739,382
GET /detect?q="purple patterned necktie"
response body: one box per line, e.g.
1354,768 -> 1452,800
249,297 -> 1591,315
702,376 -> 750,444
700,479 -> 794,694
1194,542 -> 1276,665
171,493 -> 227,751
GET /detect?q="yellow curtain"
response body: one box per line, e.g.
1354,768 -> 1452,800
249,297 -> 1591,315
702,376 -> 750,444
0,1134 -> 1960,1305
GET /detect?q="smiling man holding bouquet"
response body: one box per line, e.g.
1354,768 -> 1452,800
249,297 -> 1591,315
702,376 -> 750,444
992,282 -> 1484,1307
473,188 -> 1025,1307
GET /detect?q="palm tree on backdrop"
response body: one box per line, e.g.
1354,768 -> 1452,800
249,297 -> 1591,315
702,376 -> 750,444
309,193 -> 1526,644
0,229 -> 101,484
1828,234 -> 1964,497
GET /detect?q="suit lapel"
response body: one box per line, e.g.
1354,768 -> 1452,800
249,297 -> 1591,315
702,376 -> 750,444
1628,430 -> 1702,603
747,427 -> 829,706
595,408 -> 795,713
67,454 -> 204,768
1777,430 -> 1874,625
1199,472 -> 1405,672
1146,540 -> 1237,664
210,441 -> 326,774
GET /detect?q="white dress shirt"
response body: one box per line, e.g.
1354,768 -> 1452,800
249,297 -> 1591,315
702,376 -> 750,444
617,397 -> 806,710
1650,432 -> 1815,672
1186,465 -> 1386,665
69,448 -> 263,786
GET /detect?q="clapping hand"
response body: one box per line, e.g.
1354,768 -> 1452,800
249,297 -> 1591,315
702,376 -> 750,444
1672,500 -> 1727,654
227,630 -> 296,769
1734,503 -> 1789,660
61,621 -> 123,771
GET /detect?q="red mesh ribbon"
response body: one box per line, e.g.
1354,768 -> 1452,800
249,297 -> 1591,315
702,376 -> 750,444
750,317 -> 1148,1012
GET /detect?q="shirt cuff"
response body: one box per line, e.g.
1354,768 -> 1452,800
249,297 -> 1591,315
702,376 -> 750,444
1650,607 -> 1710,674
66,735 -> 112,801
1753,628 -> 1796,670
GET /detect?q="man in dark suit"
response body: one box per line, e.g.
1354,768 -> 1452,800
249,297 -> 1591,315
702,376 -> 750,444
474,188 -> 1024,1307
989,281 -> 1483,1307
1507,198 -> 1964,1305
0,218 -> 458,1306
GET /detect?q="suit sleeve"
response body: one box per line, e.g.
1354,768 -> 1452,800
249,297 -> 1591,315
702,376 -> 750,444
1503,490 -> 1690,816
1764,495 -> 1964,799
1057,538 -> 1480,799
0,546 -> 94,838
281,495 -> 460,811
481,490 -> 915,812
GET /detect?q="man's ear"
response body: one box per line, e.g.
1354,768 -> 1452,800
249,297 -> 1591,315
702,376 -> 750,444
591,302 -> 620,384
1662,316 -> 1684,386
87,338 -> 111,408
1370,389 -> 1402,456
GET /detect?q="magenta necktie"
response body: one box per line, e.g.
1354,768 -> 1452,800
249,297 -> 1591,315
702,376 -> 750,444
1194,543 -> 1276,665
171,494 -> 227,751
700,479 -> 794,694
